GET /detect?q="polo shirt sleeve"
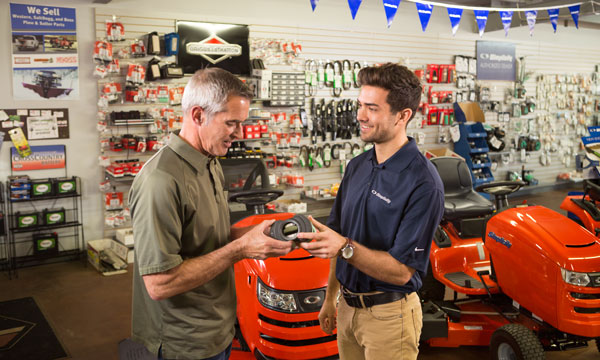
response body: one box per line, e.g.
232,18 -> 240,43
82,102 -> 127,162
130,170 -> 184,276
388,186 -> 444,274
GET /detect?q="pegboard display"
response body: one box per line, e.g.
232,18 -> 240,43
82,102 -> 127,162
93,8 -> 600,235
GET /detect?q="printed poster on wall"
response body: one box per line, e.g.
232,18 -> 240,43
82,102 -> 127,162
11,144 -> 66,171
9,3 -> 79,100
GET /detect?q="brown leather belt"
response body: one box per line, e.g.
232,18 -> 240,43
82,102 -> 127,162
342,289 -> 406,308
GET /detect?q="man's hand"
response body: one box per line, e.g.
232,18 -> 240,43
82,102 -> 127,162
318,299 -> 337,334
296,216 -> 346,258
237,220 -> 293,260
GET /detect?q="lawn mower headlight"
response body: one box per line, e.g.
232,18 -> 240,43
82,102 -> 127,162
561,268 -> 591,287
257,279 -> 298,312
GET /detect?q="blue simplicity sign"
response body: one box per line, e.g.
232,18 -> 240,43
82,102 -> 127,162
476,41 -> 516,81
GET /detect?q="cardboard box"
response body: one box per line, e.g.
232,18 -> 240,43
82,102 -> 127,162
424,148 -> 464,160
87,239 -> 129,276
456,102 -> 485,123
116,227 -> 134,246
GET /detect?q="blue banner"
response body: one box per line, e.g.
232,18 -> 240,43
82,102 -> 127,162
310,0 -> 319,11
476,40 -> 516,81
500,11 -> 513,37
348,0 -> 363,20
383,0 -> 402,28
548,8 -> 559,33
10,3 -> 76,31
447,7 -> 463,36
473,10 -> 489,37
569,5 -> 580,29
416,3 -> 434,32
526,10 -> 537,36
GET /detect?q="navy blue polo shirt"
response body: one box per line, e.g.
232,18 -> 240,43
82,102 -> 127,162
327,138 -> 444,294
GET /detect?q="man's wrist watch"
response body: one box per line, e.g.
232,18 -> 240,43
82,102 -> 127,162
340,237 -> 354,260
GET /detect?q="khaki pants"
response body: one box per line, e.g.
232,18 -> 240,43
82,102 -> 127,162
337,292 -> 422,360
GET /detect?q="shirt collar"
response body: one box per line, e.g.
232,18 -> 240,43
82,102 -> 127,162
367,137 -> 419,172
168,131 -> 215,174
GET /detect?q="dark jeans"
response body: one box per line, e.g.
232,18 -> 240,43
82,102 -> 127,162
158,343 -> 232,360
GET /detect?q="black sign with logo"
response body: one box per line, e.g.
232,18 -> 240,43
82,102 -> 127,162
476,41 -> 515,81
176,21 -> 250,75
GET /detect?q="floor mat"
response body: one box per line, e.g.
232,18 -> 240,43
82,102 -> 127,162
0,297 -> 67,360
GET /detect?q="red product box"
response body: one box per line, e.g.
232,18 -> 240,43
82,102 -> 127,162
426,64 -> 439,83
105,192 -> 123,210
414,69 -> 425,82
427,107 -> 439,125
447,64 -> 456,83
252,125 -> 260,132
260,125 -> 268,133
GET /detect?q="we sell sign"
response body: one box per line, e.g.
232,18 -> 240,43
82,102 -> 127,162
10,3 -> 76,31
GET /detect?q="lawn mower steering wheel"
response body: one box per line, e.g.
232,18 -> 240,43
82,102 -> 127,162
228,189 -> 284,214
475,180 -> 527,210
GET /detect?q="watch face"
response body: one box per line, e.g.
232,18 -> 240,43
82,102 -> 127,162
342,245 -> 354,259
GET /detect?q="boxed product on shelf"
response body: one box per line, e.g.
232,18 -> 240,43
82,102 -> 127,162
9,175 -> 31,201
87,239 -> 130,276
15,211 -> 38,228
42,208 -> 66,225
116,227 -> 134,246
54,177 -> 77,194
33,232 -> 59,256
31,178 -> 55,197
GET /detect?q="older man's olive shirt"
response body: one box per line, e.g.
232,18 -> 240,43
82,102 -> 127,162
129,133 -> 234,359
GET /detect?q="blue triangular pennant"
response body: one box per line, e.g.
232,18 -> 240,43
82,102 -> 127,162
473,10 -> 489,37
548,8 -> 559,33
383,0 -> 402,28
526,10 -> 537,36
416,3 -> 434,32
348,0 -> 363,20
500,11 -> 513,37
447,7 -> 463,36
569,5 -> 580,28
310,0 -> 319,12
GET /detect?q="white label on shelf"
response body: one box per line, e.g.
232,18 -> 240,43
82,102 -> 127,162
40,239 -> 54,248
61,182 -> 74,191
21,216 -> 35,225
49,213 -> 63,222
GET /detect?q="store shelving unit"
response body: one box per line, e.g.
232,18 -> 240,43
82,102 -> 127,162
453,122 -> 494,188
0,183 -> 10,278
6,177 -> 84,276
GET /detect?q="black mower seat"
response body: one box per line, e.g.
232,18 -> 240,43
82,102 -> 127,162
430,156 -> 495,221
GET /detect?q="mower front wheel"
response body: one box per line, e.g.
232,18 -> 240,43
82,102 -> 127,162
490,324 -> 544,360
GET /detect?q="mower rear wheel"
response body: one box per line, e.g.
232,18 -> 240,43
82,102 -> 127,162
418,263 -> 446,301
490,324 -> 544,360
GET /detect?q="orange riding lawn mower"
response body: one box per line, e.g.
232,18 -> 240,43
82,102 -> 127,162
222,156 -> 600,360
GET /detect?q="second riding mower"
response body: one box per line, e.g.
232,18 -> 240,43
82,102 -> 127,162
222,158 -> 338,360
421,156 -> 600,359
560,178 -> 600,237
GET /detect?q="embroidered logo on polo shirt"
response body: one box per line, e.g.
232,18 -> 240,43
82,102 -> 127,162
371,189 -> 391,204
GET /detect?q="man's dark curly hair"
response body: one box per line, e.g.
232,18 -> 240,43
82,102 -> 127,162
358,63 -> 422,121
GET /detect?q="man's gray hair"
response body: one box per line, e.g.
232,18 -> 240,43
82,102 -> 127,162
181,67 -> 253,118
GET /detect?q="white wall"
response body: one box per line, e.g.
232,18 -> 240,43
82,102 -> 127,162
2,0 -> 599,242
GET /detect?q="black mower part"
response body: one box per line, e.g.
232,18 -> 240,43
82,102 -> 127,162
269,214 -> 313,242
